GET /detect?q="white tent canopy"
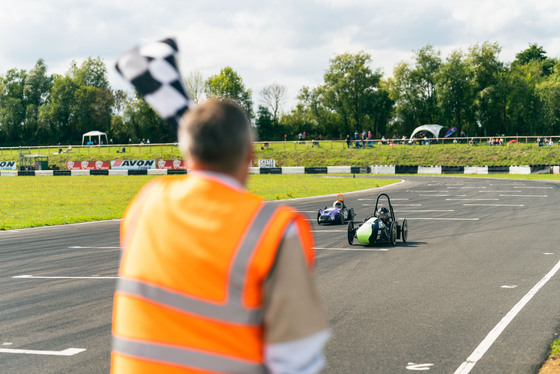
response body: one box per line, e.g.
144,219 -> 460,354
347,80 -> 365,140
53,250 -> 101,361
82,131 -> 108,145
410,124 -> 443,139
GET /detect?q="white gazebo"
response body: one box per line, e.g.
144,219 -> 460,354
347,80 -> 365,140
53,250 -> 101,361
410,124 -> 443,139
82,131 -> 108,145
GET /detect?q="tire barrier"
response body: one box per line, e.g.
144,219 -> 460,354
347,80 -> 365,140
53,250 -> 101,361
304,167 -> 328,174
259,167 -> 282,174
395,165 -> 418,174
442,166 -> 464,174
487,165 -> 510,174
2,164 -> 559,176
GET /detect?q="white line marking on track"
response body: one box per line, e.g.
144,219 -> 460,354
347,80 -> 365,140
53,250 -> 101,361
405,217 -> 479,221
446,198 -> 499,201
0,347 -> 86,356
513,186 -> 553,189
315,247 -> 390,252
479,190 -> 518,193
499,194 -> 547,197
447,186 -> 485,189
407,362 -> 434,370
311,230 -> 347,233
454,259 -> 560,374
68,246 -> 121,249
463,203 -> 524,207
501,285 -> 518,289
13,275 -> 119,279
363,203 -> 421,207
418,194 -> 454,197
358,198 -> 409,201
398,210 -> 455,213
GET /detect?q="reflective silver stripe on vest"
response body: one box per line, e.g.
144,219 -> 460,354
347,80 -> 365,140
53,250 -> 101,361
113,336 -> 266,374
116,202 -> 279,326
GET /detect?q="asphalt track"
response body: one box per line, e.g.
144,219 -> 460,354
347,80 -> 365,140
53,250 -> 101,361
1,176 -> 559,373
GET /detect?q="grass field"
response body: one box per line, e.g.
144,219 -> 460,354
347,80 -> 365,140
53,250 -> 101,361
0,174 -> 399,230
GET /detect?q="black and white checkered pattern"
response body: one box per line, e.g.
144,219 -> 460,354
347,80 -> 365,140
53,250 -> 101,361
116,37 -> 193,132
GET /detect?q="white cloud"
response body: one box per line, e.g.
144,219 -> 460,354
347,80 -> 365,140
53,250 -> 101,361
1,0 -> 559,111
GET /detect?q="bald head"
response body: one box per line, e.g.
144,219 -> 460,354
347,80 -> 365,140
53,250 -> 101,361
178,99 -> 253,176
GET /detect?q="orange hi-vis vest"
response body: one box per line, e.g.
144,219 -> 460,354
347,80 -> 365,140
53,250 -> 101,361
112,174 -> 315,373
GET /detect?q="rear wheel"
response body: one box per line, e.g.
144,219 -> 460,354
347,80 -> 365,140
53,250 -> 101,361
390,221 -> 397,246
347,220 -> 355,245
401,219 -> 408,243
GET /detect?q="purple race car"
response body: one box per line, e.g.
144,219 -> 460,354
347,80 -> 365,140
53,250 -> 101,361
317,194 -> 355,225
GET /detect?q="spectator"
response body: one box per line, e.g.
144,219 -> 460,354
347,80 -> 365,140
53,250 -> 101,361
346,134 -> 351,148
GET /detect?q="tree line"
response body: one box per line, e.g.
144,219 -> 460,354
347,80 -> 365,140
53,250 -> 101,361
1,42 -> 559,146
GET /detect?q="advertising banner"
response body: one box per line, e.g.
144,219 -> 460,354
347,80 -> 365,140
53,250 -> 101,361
66,160 -> 111,170
156,159 -> 185,169
0,161 -> 17,170
110,160 -> 155,170
258,159 -> 276,168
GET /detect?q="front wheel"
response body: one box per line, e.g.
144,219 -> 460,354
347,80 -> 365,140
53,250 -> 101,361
401,219 -> 408,243
390,221 -> 397,246
347,220 -> 355,245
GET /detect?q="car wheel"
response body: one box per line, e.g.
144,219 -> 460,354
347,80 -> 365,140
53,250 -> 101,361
401,219 -> 408,243
390,221 -> 397,246
339,210 -> 345,224
347,220 -> 355,245
317,212 -> 321,225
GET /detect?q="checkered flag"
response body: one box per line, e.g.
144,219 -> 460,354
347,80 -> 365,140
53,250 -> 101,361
116,37 -> 194,133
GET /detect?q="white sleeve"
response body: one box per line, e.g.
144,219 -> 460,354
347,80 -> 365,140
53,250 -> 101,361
265,330 -> 331,374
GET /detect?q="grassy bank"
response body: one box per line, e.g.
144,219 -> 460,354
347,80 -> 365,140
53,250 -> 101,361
0,174 -> 398,230
2,142 -> 560,170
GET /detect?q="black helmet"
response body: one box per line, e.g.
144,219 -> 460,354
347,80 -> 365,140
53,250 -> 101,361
377,207 -> 390,220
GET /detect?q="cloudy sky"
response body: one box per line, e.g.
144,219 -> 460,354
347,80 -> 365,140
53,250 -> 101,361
1,0 -> 559,110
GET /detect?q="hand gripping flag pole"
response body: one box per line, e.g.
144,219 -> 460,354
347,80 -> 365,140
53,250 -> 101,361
115,37 -> 194,134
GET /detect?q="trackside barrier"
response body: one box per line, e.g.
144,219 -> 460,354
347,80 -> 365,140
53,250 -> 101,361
418,166 -> 442,175
530,165 -> 552,174
464,166 -> 488,174
350,166 -> 370,174
510,166 -> 531,175
371,165 -> 395,174
147,169 -> 167,175
260,168 -> 282,174
109,170 -> 128,176
395,165 -> 418,174
1,165 -> 558,176
35,170 -> 54,177
167,169 -> 187,175
488,165 -> 510,174
442,166 -> 464,174
305,167 -> 328,174
71,170 -> 90,176
282,167 -> 305,174
328,166 -> 351,174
